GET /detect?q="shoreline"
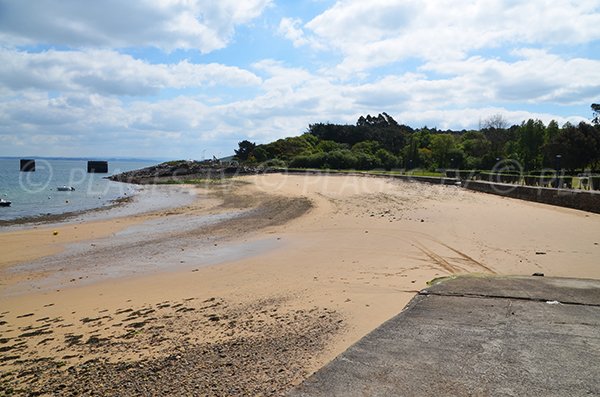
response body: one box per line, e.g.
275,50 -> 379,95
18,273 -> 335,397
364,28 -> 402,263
0,194 -> 135,228
0,182 -> 199,229
0,183 -> 197,231
0,178 -> 313,296
1,173 -> 599,395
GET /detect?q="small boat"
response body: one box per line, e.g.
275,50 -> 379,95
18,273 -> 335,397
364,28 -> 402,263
0,199 -> 11,207
57,186 -> 75,191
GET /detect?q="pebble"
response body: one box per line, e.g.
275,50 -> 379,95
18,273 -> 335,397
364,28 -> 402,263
3,299 -> 344,396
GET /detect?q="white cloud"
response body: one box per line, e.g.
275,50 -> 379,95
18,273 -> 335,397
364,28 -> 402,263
278,18 -> 309,47
301,0 -> 600,73
0,0 -> 272,52
420,49 -> 600,105
332,49 -> 600,116
396,107 -> 586,131
2,55 -> 591,158
0,62 -> 358,157
0,0 -> 598,159
277,17 -> 327,50
0,49 -> 262,96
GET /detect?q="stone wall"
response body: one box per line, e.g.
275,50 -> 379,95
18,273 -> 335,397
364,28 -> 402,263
462,180 -> 600,214
388,174 -> 458,186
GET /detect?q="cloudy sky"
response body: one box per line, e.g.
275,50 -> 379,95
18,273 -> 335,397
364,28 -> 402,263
1,1 -> 599,159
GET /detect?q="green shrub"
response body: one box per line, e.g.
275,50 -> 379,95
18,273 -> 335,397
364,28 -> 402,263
261,159 -> 288,168
289,150 -> 361,170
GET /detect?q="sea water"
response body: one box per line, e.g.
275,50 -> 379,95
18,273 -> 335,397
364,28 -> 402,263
0,158 -> 156,222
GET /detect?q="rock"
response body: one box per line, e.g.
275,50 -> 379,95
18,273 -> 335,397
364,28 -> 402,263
108,160 -> 270,184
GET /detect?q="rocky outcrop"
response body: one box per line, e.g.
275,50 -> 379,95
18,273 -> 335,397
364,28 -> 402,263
108,160 -> 268,184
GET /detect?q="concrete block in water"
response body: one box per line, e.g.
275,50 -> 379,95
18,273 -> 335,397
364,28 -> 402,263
20,159 -> 35,172
87,160 -> 108,173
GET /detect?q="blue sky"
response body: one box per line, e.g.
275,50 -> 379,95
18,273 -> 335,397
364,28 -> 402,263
0,0 -> 599,159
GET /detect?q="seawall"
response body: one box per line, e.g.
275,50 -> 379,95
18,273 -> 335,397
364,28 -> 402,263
461,180 -> 600,214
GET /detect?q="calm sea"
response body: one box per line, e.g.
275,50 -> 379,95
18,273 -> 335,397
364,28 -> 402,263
0,158 -> 157,222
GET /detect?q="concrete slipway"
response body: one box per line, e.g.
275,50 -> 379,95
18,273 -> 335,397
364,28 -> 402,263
289,276 -> 600,397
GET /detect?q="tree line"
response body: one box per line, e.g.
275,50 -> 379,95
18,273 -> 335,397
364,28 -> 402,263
235,105 -> 600,173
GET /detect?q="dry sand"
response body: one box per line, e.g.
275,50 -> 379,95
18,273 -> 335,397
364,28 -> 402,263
1,173 -> 599,395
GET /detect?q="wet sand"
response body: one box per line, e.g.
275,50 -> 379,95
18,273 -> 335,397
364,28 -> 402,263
1,173 -> 599,395
0,185 -> 198,271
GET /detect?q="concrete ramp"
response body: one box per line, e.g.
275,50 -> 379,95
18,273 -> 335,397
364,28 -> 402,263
289,276 -> 600,397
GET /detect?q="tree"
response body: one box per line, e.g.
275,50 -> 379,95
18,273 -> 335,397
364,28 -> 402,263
461,131 -> 491,158
260,135 -> 317,161
545,120 -> 560,144
592,103 -> 600,125
481,114 -> 509,130
234,140 -> 256,161
403,136 -> 419,169
252,146 -> 269,162
481,115 -> 512,159
541,120 -> 560,167
517,119 -> 545,170
460,131 -> 491,169
357,112 -> 399,128
430,134 -> 457,168
316,140 -> 349,153
351,140 -> 381,155
375,148 -> 399,170
545,122 -> 600,171
417,148 -> 433,169
242,110 -> 600,173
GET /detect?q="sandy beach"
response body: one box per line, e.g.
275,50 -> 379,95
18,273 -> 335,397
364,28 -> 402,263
1,173 -> 599,395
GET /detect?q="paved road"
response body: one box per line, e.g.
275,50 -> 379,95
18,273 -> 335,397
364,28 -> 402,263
289,276 -> 600,396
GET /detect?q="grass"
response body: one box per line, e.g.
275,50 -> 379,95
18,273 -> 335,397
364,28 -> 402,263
405,170 -> 444,177
184,178 -> 229,185
281,167 -> 444,177
426,275 -> 456,286
155,179 -> 185,185
156,178 -> 231,185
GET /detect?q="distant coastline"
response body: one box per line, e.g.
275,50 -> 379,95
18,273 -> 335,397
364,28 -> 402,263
0,156 -> 166,162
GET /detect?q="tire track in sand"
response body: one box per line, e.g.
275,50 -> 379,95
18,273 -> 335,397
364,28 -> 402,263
413,240 -> 496,275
